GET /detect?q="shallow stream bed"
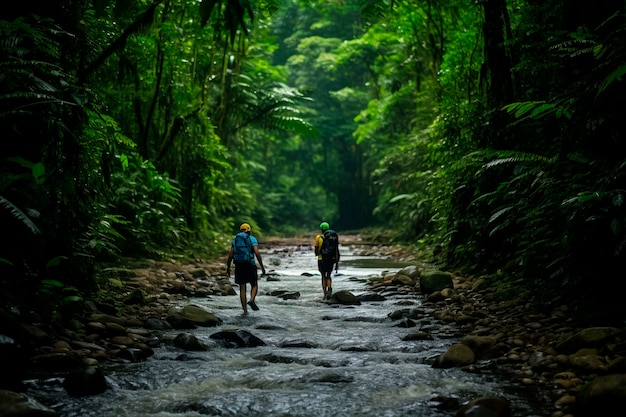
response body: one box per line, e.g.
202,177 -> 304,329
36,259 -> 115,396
24,242 -> 542,416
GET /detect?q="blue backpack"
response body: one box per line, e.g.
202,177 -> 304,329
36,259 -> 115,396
233,232 -> 254,265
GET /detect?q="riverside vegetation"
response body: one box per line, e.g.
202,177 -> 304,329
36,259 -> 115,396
0,236 -> 625,417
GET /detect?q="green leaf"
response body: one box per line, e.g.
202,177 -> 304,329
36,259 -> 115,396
32,162 -> 45,185
41,279 -> 64,288
46,256 -> 67,268
199,0 -> 220,28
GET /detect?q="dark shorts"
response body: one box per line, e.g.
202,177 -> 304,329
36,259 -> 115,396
234,262 -> 258,285
318,259 -> 335,273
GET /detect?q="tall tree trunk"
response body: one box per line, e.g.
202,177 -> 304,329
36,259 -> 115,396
480,0 -> 514,108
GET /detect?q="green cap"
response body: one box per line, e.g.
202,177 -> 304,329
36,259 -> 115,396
319,222 -> 330,231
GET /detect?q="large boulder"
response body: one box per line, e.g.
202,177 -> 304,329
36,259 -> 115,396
432,343 -> 475,368
575,374 -> 626,417
210,329 -> 266,348
419,270 -> 453,295
180,305 -> 223,327
63,366 -> 108,396
173,333 -> 209,351
461,335 -> 497,359
328,290 -> 361,305
555,327 -> 622,354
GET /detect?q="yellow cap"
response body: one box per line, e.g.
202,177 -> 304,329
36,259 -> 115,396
240,223 -> 251,232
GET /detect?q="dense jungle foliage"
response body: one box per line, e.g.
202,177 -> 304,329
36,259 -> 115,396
1,0 -> 625,317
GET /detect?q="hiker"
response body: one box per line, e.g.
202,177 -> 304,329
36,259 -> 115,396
226,223 -> 266,313
315,221 -> 340,300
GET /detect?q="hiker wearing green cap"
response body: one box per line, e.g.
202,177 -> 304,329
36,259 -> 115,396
315,221 -> 340,300
227,223 -> 266,313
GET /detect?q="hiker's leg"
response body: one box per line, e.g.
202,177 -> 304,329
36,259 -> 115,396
250,282 -> 258,302
323,272 -> 331,298
239,283 -> 248,312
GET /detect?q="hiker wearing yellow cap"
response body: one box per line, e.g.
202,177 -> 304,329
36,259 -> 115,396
315,221 -> 340,300
226,223 -> 266,313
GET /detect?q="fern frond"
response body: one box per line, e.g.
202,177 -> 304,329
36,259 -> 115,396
0,195 -> 41,235
597,63 -> 626,94
502,101 -> 556,119
483,152 -> 551,170
488,206 -> 513,224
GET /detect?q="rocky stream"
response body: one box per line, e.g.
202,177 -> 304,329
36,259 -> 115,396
1,235 -> 625,417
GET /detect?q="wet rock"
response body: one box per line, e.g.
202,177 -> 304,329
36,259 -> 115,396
179,305 -> 223,327
94,301 -> 118,315
268,290 -> 289,297
433,343 -> 475,368
70,340 -> 106,352
569,350 -> 607,373
113,347 -> 151,362
402,330 -> 433,341
455,396 -> 511,417
190,268 -> 208,278
574,373 -> 626,417
105,322 -> 128,335
209,329 -> 265,348
281,291 -> 301,300
391,273 -> 415,286
460,335 -> 497,358
30,352 -> 83,372
221,282 -> 238,294
89,313 -> 127,326
63,366 -> 108,396
388,308 -> 412,321
357,292 -> 386,302
86,321 -> 106,333
393,318 -> 417,328
555,327 -> 622,354
173,333 -> 209,351
398,265 -> 421,279
110,335 -> 135,346
143,317 -> 173,330
302,371 -> 353,383
0,389 -> 59,416
279,339 -> 318,348
429,395 -> 461,412
328,290 -> 361,305
426,290 -> 445,303
174,353 -> 204,361
124,288 -> 145,305
19,324 -> 51,345
420,270 -> 454,295
165,312 -> 197,329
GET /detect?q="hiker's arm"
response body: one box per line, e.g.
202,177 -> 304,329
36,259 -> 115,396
314,235 -> 321,256
226,246 -> 234,275
253,246 -> 266,275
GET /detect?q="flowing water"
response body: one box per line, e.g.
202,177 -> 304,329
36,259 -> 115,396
25,243 -> 542,416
